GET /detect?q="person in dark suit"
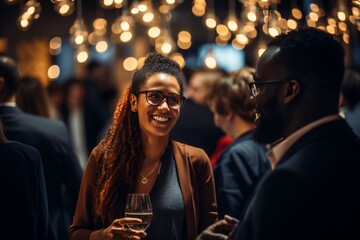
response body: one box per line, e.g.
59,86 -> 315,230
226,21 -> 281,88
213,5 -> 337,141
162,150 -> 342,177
0,119 -> 49,240
197,28 -> 360,240
61,78 -> 108,169
0,56 -> 83,240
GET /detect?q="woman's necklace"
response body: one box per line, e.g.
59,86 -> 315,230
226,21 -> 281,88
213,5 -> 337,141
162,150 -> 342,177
139,160 -> 161,184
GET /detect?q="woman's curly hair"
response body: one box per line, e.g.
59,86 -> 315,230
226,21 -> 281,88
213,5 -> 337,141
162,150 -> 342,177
92,52 -> 185,225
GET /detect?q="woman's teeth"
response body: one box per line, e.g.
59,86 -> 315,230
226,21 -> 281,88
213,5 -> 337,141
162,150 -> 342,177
153,116 -> 169,122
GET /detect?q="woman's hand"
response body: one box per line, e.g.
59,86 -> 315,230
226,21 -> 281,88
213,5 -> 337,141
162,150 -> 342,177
101,218 -> 147,240
196,215 -> 239,240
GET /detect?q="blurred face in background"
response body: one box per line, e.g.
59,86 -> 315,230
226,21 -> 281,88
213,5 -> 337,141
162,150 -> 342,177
211,108 -> 231,135
67,82 -> 85,110
186,72 -> 208,106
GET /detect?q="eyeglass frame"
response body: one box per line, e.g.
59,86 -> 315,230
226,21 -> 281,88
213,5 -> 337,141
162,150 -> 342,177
248,75 -> 292,97
138,90 -> 186,109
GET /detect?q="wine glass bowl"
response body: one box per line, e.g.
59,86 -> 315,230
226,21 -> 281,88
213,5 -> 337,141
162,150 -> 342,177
125,193 -> 153,231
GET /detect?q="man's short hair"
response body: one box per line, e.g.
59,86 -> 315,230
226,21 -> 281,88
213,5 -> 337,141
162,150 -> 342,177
268,28 -> 345,94
0,56 -> 21,96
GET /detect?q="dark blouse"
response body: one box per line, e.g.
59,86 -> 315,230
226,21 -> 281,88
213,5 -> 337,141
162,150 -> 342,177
146,145 -> 185,239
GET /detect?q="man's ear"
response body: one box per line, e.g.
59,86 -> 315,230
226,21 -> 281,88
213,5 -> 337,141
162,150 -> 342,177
284,80 -> 300,104
227,111 -> 235,121
129,94 -> 138,112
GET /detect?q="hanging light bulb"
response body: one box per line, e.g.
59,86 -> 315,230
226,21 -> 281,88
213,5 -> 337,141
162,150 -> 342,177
89,18 -> 110,53
95,40 -> 108,53
114,0 -> 126,8
225,15 -> 240,32
17,0 -> 41,31
264,7 -> 282,37
69,19 -> 89,46
111,15 -> 135,43
99,0 -> 126,9
160,0 -> 183,10
69,0 -> 89,50
204,49 -> 217,69
130,0 -> 156,26
204,12 -> 218,29
75,44 -> 89,63
148,26 -> 161,38
53,0 -> 75,16
4,0 -> 18,5
192,0 -> 206,17
257,0 -> 271,9
171,52 -> 185,68
155,30 -> 176,55
130,0 -> 150,17
49,37 -> 62,55
99,0 -> 114,9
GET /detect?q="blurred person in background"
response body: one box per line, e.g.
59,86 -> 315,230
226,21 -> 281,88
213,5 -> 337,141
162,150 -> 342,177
1,118 -> 49,240
84,60 -> 116,123
47,81 -> 64,120
61,77 -> 107,169
0,55 -> 83,240
171,68 -> 227,157
207,66 -> 270,221
339,69 -> 360,137
16,76 -> 51,118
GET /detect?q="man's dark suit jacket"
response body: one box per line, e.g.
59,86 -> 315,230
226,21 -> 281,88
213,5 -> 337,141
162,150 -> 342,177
213,130 -> 270,222
0,141 -> 48,240
0,106 -> 83,240
232,119 -> 360,240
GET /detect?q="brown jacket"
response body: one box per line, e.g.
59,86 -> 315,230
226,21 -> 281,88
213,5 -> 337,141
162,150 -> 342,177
70,140 -> 218,240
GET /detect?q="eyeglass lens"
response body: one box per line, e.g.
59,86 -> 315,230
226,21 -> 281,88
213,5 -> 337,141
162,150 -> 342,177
146,91 -> 182,109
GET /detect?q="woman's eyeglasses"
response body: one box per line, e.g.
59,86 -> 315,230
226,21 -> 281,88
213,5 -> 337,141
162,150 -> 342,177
248,75 -> 291,97
138,90 -> 186,109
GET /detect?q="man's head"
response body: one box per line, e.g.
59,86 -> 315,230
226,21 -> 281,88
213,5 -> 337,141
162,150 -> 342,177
0,56 -> 21,103
186,68 -> 228,106
251,28 -> 345,144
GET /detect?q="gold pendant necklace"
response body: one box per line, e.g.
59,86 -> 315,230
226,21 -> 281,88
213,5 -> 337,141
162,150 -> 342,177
139,160 -> 161,184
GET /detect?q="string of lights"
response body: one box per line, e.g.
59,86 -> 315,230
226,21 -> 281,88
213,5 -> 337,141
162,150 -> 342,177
3,0 -> 360,72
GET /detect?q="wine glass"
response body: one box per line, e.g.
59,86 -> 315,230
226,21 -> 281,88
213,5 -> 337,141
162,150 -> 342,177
125,193 -> 153,231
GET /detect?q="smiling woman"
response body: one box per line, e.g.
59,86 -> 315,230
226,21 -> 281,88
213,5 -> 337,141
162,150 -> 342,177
70,52 -> 218,240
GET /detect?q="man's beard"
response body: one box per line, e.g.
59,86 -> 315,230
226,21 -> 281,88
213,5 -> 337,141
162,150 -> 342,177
253,112 -> 283,145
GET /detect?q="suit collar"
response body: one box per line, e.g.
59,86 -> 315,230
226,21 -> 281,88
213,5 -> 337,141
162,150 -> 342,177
268,114 -> 341,168
0,105 -> 22,114
0,102 -> 17,107
277,118 -> 357,167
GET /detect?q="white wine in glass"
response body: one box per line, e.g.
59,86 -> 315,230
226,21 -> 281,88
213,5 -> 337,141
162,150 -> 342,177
125,193 -> 153,231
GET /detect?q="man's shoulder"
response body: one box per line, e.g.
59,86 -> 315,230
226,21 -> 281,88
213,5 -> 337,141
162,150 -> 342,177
222,138 -> 267,160
17,112 -> 66,133
0,141 -> 41,168
2,110 -> 68,143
